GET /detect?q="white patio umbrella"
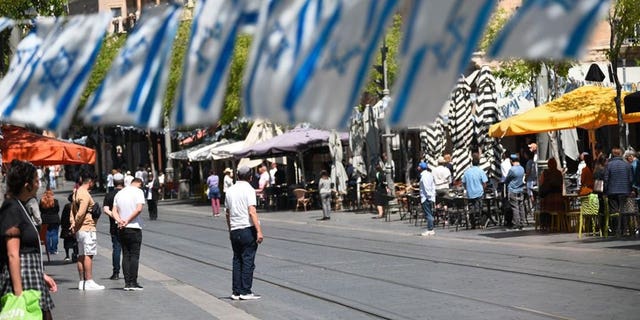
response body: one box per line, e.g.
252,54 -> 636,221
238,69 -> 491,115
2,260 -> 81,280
329,130 -> 348,196
448,76 -> 473,181
349,107 -> 367,177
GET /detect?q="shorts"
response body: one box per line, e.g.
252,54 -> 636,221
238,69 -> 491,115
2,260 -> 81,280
76,230 -> 97,256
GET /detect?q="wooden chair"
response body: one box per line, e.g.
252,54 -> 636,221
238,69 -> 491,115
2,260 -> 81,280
293,189 -> 310,211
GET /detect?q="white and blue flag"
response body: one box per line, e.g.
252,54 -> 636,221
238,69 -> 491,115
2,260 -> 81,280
84,3 -> 182,129
0,17 -> 13,33
489,0 -> 610,59
244,0 -> 398,128
388,0 -> 496,127
0,14 -> 111,130
173,0 -> 250,127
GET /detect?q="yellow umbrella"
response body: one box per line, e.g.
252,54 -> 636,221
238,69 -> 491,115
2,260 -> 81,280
489,86 -> 638,138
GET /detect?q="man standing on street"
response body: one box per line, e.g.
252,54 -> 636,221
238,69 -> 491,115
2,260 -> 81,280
226,166 -> 264,300
70,171 -> 105,290
605,147 -> 633,236
462,158 -> 488,229
113,178 -> 146,291
418,162 -> 436,236
505,155 -> 526,230
103,178 -> 124,280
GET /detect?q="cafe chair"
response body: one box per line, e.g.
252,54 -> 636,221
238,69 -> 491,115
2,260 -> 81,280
293,189 -> 310,211
578,194 -> 600,238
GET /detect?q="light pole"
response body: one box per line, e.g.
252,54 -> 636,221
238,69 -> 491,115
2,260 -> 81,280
379,39 -> 395,199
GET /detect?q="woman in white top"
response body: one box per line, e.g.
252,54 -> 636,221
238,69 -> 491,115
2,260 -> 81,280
223,168 -> 234,208
318,170 -> 333,221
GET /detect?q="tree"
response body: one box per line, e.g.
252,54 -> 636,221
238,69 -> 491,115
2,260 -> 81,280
607,0 -> 640,149
363,14 -> 401,101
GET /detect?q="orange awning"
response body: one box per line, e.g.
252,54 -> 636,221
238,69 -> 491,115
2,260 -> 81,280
1,125 -> 96,166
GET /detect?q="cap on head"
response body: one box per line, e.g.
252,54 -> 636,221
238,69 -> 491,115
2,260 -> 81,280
419,162 -> 428,170
237,166 -> 251,176
224,167 -> 232,174
437,157 -> 446,164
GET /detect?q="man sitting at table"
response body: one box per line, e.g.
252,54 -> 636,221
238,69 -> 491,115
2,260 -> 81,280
462,157 -> 488,229
505,154 -> 526,230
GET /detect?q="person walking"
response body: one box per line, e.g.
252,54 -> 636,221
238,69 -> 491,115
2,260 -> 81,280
39,189 -> 61,255
372,163 -> 388,219
225,166 -> 264,300
505,155 -> 526,230
318,170 -> 333,221
103,178 -> 124,280
207,169 -> 221,217
113,178 -> 146,291
0,160 -> 57,319
146,172 -> 160,220
70,171 -> 105,290
418,162 -> 436,236
223,168 -> 234,205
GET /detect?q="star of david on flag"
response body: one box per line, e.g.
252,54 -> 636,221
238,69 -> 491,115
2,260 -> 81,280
388,0 -> 496,128
0,13 -> 111,131
84,3 -> 182,129
172,0 -> 251,127
244,0 -> 398,128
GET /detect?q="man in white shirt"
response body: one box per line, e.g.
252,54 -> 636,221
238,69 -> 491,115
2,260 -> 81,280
432,157 -> 452,195
124,171 -> 134,187
418,162 -> 436,237
269,162 -> 278,185
226,166 -> 264,300
113,178 -> 146,291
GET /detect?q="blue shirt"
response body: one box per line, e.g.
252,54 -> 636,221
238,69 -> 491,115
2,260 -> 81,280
462,166 -> 488,199
505,164 -> 525,194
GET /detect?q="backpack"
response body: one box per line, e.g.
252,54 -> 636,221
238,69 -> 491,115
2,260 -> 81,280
91,201 -> 102,220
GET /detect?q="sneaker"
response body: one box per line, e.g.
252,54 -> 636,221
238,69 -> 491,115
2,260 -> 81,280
109,273 -> 120,280
83,280 -> 105,291
64,257 -> 71,262
123,284 -> 133,291
130,283 -> 144,291
239,293 -> 261,300
78,280 -> 85,290
230,294 -> 240,300
420,230 -> 435,237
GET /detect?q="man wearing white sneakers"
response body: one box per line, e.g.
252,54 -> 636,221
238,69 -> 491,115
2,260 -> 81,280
226,166 -> 264,300
418,162 -> 436,237
113,178 -> 146,291
70,172 -> 104,290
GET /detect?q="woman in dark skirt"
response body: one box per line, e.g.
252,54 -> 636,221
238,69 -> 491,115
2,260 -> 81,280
372,163 -> 389,219
0,160 -> 57,319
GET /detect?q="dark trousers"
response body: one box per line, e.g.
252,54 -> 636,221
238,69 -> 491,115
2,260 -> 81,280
148,199 -> 158,220
111,234 -> 121,274
468,197 -> 482,228
119,228 -> 142,285
230,226 -> 258,295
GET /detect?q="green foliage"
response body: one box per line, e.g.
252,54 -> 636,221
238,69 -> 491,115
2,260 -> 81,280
479,7 -> 508,52
221,34 -> 251,124
363,14 -> 401,100
163,20 -> 192,120
607,0 -> 640,77
78,34 -> 127,111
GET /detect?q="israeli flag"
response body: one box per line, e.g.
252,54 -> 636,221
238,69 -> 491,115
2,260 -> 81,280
0,14 -> 111,130
173,0 -> 250,127
244,0 -> 398,128
489,0 -> 610,59
84,3 -> 182,129
0,17 -> 13,33
388,0 -> 496,127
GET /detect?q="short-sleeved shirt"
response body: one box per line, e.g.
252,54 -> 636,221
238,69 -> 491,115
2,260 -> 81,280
0,200 -> 40,264
225,181 -> 257,231
114,186 -> 146,229
207,175 -> 219,190
103,189 -> 120,235
462,166 -> 488,199
505,164 -> 525,194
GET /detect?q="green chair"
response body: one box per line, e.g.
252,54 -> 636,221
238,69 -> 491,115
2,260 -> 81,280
578,194 -> 600,238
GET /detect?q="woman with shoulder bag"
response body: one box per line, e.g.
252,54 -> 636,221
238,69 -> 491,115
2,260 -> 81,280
0,160 -> 57,319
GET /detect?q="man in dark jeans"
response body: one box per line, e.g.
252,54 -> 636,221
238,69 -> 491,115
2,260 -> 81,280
226,166 -> 264,300
113,178 -> 146,291
605,147 -> 633,235
103,179 -> 125,280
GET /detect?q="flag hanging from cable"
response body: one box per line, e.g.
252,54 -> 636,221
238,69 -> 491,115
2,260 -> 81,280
0,14 -> 111,131
0,17 -> 13,33
84,3 -> 182,129
388,0 -> 496,128
243,0 -> 398,128
489,0 -> 610,59
172,0 -> 251,127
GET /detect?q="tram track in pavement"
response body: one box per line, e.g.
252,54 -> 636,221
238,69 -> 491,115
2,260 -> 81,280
97,210 -> 639,320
